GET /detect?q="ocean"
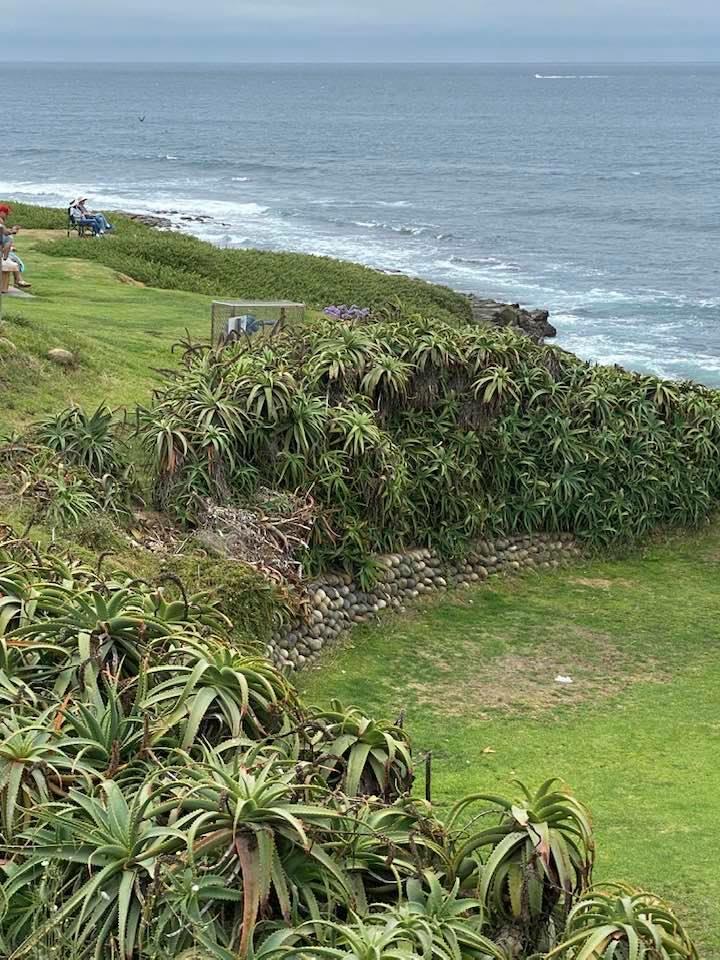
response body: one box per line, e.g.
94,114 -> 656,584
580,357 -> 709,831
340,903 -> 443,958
2,62 -> 719,384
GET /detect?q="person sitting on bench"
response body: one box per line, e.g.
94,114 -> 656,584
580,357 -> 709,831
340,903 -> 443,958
0,206 -> 29,291
6,242 -> 31,289
1,245 -> 31,293
0,204 -> 19,250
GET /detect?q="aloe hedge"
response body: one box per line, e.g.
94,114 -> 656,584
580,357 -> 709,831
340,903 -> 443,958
0,537 -> 698,959
138,312 -> 720,571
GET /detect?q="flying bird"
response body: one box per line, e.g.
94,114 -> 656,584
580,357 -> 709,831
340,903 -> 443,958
138,115 -> 146,123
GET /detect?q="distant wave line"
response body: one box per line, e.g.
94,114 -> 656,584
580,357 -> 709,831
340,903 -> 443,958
534,74 -> 610,80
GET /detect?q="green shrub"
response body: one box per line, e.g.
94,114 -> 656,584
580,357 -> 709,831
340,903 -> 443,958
1,200 -> 67,230
162,552 -> 295,646
32,403 -> 129,478
137,313 -> 720,571
548,884 -> 698,960
1,404 -> 139,529
36,212 -> 471,321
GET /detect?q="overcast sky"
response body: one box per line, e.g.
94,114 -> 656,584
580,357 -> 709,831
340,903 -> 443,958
8,0 -> 720,61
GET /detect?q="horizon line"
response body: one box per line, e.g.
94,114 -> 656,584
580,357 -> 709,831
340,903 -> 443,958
2,58 -> 720,65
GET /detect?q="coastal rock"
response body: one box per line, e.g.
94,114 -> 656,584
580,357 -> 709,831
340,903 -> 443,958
468,296 -> 557,342
117,211 -> 173,230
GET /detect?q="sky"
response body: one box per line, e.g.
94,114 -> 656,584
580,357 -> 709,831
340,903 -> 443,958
9,0 -> 720,62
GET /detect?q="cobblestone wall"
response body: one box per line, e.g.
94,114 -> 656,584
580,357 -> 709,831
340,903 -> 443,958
267,533 -> 580,670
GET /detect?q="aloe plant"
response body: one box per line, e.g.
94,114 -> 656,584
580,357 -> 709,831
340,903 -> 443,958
5,779 -> 189,960
546,884 -> 698,960
448,779 -> 594,949
307,700 -> 413,800
144,646 -> 297,746
166,753 -> 350,957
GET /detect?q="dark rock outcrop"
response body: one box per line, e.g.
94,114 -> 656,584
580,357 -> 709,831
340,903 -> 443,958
117,211 -> 173,229
119,211 -> 231,230
469,296 -> 557,342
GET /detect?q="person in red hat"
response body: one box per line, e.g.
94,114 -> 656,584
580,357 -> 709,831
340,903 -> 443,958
0,204 -> 17,250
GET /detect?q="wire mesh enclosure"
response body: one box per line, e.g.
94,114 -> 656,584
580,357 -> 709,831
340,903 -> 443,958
211,300 -> 306,345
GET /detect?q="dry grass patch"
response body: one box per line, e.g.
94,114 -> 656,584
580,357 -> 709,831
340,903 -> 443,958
407,628 -> 667,717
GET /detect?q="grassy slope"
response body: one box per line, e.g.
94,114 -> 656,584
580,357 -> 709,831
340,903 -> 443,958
4,199 -> 472,324
0,230 -> 212,431
299,527 -> 720,957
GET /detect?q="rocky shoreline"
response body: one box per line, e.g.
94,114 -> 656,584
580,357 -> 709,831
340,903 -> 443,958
468,296 -> 557,341
120,208 -> 558,343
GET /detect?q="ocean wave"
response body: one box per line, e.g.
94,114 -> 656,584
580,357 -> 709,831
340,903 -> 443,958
535,74 -> 610,80
432,257 -> 720,317
555,341 -> 720,382
313,213 -> 441,238
231,176 -> 250,182
380,223 -> 428,236
435,257 -> 522,280
306,198 -> 412,209
551,312 -> 582,326
449,255 -> 515,268
0,178 -> 88,202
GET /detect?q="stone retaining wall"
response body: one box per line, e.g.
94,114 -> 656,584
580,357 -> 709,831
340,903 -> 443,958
267,533 -> 581,671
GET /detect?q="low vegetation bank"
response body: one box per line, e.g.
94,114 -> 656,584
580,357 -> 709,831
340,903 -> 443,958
0,201 -> 712,957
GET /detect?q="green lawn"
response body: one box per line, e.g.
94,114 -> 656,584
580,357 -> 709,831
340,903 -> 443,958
299,527 -> 720,958
0,229 -> 334,434
0,230 -> 211,432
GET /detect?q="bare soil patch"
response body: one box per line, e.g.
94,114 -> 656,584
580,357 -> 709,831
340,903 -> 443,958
570,577 -> 635,589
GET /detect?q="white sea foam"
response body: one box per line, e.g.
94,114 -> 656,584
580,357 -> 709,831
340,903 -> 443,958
345,218 -> 432,237
2,173 -> 716,386
307,198 -> 412,209
449,255 -> 516,269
